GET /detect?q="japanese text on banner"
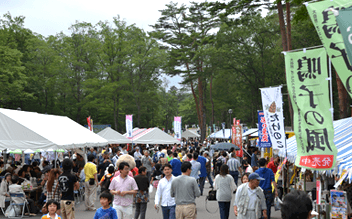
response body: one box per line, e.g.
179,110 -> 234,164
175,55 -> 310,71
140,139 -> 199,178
260,86 -> 286,150
258,111 -> 272,148
306,0 -> 352,98
284,47 -> 336,170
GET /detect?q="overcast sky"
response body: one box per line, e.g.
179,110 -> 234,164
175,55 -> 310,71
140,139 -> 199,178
1,0 -> 218,89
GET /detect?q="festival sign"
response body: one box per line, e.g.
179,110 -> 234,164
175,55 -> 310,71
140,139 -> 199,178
306,0 -> 352,98
258,110 -> 272,148
284,47 -> 336,170
126,115 -> 133,138
221,122 -> 226,137
235,120 -> 243,157
336,7 -> 352,67
260,86 -> 285,150
330,190 -> 348,219
174,117 -> 182,140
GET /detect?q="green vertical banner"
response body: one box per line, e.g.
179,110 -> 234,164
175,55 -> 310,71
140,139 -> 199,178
284,47 -> 337,170
306,0 -> 352,97
336,7 -> 352,66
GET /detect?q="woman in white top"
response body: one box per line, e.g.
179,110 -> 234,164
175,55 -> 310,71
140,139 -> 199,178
214,164 -> 237,219
0,173 -> 12,208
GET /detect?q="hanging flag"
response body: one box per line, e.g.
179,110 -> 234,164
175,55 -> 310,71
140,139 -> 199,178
235,123 -> 243,157
233,118 -> 236,127
260,86 -> 285,150
258,111 -> 272,148
126,115 -> 133,138
87,116 -> 93,131
174,117 -> 182,141
336,7 -> 352,67
284,47 -> 336,170
306,0 -> 352,98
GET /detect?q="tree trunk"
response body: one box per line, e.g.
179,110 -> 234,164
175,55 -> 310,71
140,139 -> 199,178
277,1 -> 287,51
114,97 -> 118,130
286,1 -> 292,51
198,77 -> 206,142
210,75 -> 215,133
336,71 -> 349,118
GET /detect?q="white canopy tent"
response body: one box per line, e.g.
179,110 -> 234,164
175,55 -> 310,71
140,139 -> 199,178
124,127 -> 180,144
208,129 -> 231,139
182,129 -> 200,139
97,127 -> 132,144
242,128 -> 258,137
0,108 -> 108,150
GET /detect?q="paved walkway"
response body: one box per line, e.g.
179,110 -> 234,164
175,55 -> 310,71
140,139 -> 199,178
0,181 -> 282,218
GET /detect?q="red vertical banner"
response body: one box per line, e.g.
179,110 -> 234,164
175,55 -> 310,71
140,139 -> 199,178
235,123 -> 243,157
316,180 -> 321,205
233,118 -> 236,127
232,126 -> 236,144
87,116 -> 92,131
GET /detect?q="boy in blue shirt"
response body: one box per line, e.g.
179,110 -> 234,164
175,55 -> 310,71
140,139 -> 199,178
94,192 -> 118,219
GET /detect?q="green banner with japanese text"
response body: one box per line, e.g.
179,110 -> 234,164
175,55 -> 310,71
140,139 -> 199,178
306,0 -> 352,97
284,47 -> 336,170
336,7 -> 352,67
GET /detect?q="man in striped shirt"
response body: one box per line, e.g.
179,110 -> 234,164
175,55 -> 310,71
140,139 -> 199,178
227,153 -> 242,186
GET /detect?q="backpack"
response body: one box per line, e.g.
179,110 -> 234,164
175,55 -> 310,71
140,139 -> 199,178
101,174 -> 114,193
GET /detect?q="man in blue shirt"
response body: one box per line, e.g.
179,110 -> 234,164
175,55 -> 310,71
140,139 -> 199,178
169,152 -> 182,176
196,153 -> 207,196
251,148 -> 259,170
255,158 -> 278,219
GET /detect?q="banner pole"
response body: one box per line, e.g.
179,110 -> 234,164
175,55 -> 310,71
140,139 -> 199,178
328,57 -> 334,120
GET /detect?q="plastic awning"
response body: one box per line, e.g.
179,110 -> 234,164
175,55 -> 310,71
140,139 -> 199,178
124,127 -> 179,144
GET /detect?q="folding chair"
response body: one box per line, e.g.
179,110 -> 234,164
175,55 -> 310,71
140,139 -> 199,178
8,193 -> 30,218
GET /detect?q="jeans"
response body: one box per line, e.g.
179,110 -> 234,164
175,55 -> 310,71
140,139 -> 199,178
264,190 -> 274,219
135,203 -> 147,219
218,201 -> 230,219
229,171 -> 239,186
198,177 -> 206,195
206,171 -> 213,187
161,205 -> 176,219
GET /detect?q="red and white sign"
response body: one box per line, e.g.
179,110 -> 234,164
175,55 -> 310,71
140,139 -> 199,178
299,155 -> 334,169
316,180 -> 321,205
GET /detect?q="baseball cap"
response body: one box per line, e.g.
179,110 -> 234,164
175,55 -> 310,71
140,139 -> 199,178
248,172 -> 265,181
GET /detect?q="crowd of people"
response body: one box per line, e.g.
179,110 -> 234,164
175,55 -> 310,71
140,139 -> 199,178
0,139 -> 317,219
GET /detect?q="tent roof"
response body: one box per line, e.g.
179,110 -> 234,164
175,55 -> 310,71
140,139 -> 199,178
242,128 -> 258,137
125,127 -> 179,144
278,117 -> 352,179
97,127 -> 132,144
0,108 -> 108,150
182,129 -> 200,138
208,129 -> 231,139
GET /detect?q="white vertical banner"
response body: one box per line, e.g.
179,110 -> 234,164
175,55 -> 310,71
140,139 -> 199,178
174,116 -> 182,140
126,115 -> 133,138
260,86 -> 285,150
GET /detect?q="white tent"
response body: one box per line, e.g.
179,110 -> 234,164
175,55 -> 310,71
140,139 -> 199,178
125,127 -> 179,144
182,129 -> 200,139
242,128 -> 258,137
0,108 -> 108,150
208,129 -> 231,139
97,127 -> 132,144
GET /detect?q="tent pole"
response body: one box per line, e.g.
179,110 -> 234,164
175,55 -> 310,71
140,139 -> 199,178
54,151 -> 57,168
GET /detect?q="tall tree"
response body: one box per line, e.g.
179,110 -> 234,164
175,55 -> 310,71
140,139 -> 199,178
151,2 -> 219,141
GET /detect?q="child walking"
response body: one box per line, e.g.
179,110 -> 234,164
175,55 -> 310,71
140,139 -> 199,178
94,192 -> 118,219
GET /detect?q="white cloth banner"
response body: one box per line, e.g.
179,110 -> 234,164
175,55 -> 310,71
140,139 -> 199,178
260,86 -> 285,150
174,117 -> 181,140
126,115 -> 133,138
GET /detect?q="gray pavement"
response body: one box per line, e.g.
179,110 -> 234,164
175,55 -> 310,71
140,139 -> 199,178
0,181 -> 282,218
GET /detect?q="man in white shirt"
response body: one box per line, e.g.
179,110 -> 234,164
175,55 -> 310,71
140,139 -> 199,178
190,153 -> 201,180
155,164 -> 176,219
134,148 -> 142,168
